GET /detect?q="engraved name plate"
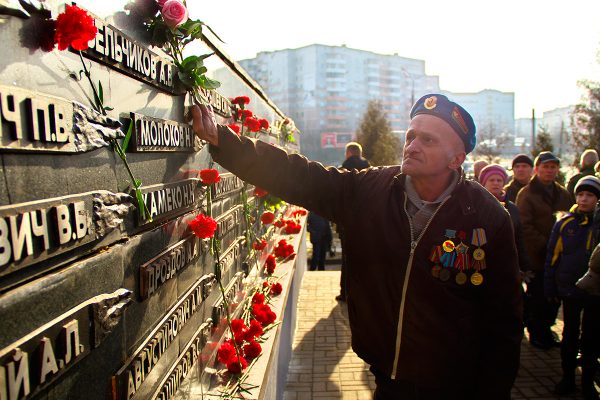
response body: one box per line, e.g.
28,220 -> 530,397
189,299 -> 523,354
137,179 -> 200,226
0,191 -> 131,279
0,289 -> 131,400
112,275 -> 215,400
126,113 -> 195,153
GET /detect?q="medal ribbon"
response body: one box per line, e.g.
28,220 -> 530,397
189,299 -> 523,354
445,229 -> 456,239
454,253 -> 470,271
441,251 -> 456,268
472,258 -> 486,271
429,246 -> 443,262
471,228 -> 487,247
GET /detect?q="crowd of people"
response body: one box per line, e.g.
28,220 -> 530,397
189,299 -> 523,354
472,151 -> 600,398
191,93 -> 599,399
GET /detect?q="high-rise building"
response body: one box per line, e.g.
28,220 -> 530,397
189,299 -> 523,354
515,106 -> 573,157
239,44 -> 440,164
442,89 -> 515,135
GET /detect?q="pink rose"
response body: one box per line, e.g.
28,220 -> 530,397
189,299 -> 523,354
161,0 -> 188,28
156,0 -> 168,7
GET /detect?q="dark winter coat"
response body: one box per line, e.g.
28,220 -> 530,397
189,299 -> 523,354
210,126 -> 523,399
307,212 -> 332,243
342,155 -> 370,171
504,200 -> 532,272
566,167 -> 595,198
504,179 -> 527,203
516,175 -> 573,272
544,209 -> 595,298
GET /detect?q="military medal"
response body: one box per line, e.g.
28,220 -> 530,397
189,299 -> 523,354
470,272 -> 483,286
442,240 -> 455,252
470,228 -> 487,285
439,269 -> 451,281
429,246 -> 444,279
455,272 -> 467,285
473,248 -> 485,261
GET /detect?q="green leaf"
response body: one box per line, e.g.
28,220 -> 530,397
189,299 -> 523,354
134,179 -> 142,188
197,75 -> 221,90
104,106 -> 114,111
122,120 -> 133,152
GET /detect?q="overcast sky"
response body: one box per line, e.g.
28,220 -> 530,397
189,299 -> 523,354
87,0 -> 600,119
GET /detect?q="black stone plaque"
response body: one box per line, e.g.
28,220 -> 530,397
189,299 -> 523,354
0,190 -> 131,279
211,271 -> 245,327
136,179 -> 200,226
215,204 -> 243,251
113,274 -> 215,400
126,112 -> 196,153
139,235 -> 202,300
0,86 -> 124,153
148,319 -> 212,400
84,17 -> 176,94
0,289 -> 131,400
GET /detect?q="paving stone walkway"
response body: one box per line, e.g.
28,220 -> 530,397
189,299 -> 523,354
284,270 -> 598,400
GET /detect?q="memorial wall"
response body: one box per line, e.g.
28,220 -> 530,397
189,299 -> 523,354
0,1 -> 304,399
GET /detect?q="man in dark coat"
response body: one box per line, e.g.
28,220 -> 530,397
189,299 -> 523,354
192,93 -> 523,399
516,151 -> 573,349
337,142 -> 370,300
504,153 -> 534,203
566,149 -> 598,198
307,211 -> 332,271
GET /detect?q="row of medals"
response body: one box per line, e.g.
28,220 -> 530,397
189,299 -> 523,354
431,240 -> 485,286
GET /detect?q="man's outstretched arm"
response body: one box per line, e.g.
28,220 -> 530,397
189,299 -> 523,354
191,104 -> 355,224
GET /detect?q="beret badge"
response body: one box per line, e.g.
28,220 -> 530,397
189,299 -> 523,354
424,96 -> 437,110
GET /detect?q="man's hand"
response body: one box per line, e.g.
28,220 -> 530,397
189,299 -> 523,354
191,104 -> 219,146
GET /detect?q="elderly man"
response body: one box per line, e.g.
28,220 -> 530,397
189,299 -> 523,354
192,94 -> 523,399
567,149 -> 599,197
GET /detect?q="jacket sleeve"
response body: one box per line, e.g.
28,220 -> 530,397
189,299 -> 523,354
475,214 -> 523,398
209,126 -> 355,224
516,189 -> 548,268
544,220 -> 563,298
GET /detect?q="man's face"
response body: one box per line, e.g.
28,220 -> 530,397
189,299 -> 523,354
535,162 -> 559,184
401,114 -> 465,178
513,162 -> 533,184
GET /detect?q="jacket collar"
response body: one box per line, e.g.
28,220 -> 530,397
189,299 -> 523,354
394,168 -> 476,216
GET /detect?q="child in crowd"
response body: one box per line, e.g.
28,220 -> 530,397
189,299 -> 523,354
544,176 -> 600,399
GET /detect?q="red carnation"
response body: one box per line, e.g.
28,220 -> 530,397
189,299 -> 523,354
252,239 -> 267,251
253,187 -> 268,197
226,355 -> 248,374
293,209 -> 308,217
243,340 -> 262,359
232,96 -> 250,106
231,319 -> 247,335
260,211 -> 275,225
236,109 -> 253,120
54,5 -> 98,51
199,168 -> 220,185
227,124 -> 241,135
244,117 -> 261,133
252,292 -> 265,304
244,319 -> 264,341
283,118 -> 290,125
188,213 -> 217,239
262,281 -> 269,289
258,118 -> 270,130
270,282 -> 283,296
274,219 -> 285,228
285,221 -> 302,234
273,240 -> 295,259
218,341 -> 236,365
264,255 -> 277,275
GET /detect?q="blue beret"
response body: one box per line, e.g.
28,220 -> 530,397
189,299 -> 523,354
409,94 -> 477,154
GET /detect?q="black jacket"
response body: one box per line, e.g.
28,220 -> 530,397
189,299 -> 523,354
504,179 -> 527,203
342,155 -> 370,171
504,200 -> 532,272
210,126 -> 523,399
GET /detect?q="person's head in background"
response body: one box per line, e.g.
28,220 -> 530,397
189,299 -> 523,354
345,142 -> 363,160
480,164 -> 509,201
